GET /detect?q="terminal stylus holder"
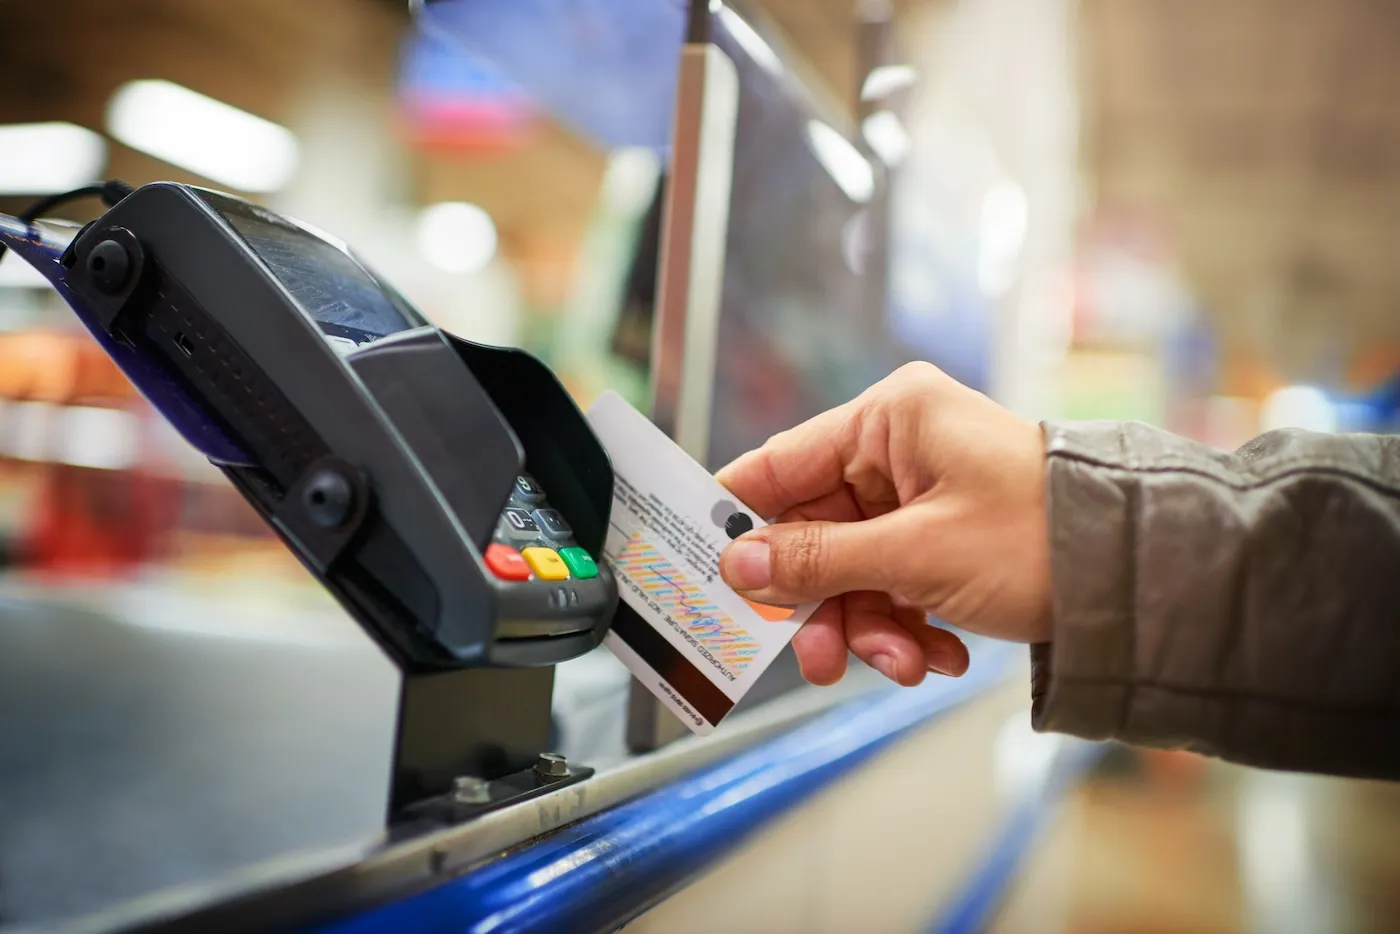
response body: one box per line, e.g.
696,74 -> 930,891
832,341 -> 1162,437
1,183 -> 618,819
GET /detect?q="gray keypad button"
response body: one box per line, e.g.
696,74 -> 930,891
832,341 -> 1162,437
502,507 -> 540,540
513,474 -> 546,504
532,508 -> 573,541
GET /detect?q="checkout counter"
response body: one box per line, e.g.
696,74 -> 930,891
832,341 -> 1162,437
0,572 -> 1060,934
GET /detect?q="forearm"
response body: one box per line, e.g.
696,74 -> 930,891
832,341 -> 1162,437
1031,421 -> 1400,780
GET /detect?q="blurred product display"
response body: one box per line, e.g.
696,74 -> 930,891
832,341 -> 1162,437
0,326 -> 296,580
0,331 -> 176,575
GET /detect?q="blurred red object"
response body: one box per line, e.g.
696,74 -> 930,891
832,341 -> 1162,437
0,329 -> 180,578
22,463 -> 180,578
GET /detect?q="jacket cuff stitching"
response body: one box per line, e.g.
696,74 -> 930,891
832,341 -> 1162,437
1045,454 -> 1400,499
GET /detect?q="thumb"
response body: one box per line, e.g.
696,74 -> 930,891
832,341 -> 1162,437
720,518 -> 896,605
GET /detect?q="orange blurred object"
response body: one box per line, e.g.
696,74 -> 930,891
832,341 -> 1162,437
1349,342 -> 1400,393
1140,749 -> 1212,792
0,330 -> 136,404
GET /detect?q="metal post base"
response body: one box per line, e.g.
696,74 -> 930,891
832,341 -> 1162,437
397,756 -> 596,829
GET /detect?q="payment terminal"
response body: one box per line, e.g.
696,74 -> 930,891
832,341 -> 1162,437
6,182 -> 617,669
0,182 -> 619,816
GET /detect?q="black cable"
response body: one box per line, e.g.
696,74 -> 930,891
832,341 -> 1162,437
0,179 -> 134,265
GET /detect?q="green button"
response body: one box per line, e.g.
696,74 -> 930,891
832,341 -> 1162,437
558,547 -> 598,580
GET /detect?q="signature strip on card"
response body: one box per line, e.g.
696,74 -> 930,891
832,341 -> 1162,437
613,535 -> 761,676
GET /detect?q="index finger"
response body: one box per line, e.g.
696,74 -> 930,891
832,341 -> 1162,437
715,400 -> 859,519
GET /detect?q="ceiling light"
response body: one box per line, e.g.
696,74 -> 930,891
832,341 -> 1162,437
861,110 -> 911,167
714,4 -> 783,75
0,122 -> 106,195
106,80 -> 299,192
416,202 -> 498,275
860,65 -> 918,102
805,121 -> 875,204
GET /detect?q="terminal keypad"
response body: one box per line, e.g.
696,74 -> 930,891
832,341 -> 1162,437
487,473 -> 598,582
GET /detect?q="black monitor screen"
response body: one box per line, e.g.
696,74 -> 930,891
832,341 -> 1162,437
611,3 -> 993,473
200,191 -> 427,351
610,5 -> 914,470
703,6 -> 906,469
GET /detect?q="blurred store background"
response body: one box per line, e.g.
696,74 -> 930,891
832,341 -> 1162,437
1,0 -> 1398,931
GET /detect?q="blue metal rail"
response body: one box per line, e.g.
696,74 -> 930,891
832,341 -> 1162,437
306,646 -> 1017,934
928,740 -> 1108,934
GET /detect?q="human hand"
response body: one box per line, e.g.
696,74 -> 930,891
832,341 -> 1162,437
717,363 -> 1052,687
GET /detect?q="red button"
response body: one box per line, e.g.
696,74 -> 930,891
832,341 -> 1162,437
485,544 -> 531,581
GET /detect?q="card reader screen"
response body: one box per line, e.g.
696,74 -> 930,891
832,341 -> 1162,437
199,191 -> 428,351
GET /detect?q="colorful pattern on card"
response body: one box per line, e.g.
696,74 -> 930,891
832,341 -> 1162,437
613,534 -> 760,674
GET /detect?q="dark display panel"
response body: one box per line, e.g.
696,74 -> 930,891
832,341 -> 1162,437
201,191 -> 426,350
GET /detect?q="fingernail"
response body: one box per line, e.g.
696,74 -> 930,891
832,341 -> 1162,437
871,653 -> 899,682
724,540 -> 771,591
928,650 -> 967,678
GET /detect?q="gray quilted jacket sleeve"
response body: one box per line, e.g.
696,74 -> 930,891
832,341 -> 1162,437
1029,421 -> 1400,780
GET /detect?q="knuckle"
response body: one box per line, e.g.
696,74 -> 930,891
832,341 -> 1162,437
894,360 -> 941,384
891,361 -> 946,394
896,360 -> 939,379
874,362 -> 949,421
779,524 -> 830,591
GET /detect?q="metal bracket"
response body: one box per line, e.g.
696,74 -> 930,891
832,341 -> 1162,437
398,754 -> 594,827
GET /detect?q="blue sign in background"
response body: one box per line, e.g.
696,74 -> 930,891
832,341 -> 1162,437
400,27 -> 525,102
414,0 -> 689,149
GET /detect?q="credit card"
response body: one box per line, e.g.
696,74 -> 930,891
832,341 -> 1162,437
587,390 -> 819,735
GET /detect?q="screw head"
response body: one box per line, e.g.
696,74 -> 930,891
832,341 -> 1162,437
302,469 -> 354,528
534,752 -> 569,779
451,775 -> 491,804
87,240 -> 131,295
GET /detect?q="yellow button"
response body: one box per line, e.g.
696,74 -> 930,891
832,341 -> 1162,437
522,547 -> 570,581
